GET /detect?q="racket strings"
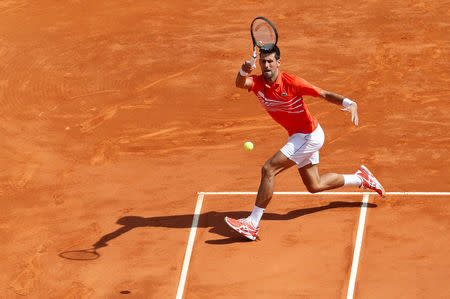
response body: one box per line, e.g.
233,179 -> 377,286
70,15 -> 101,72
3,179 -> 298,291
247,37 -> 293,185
252,20 -> 276,46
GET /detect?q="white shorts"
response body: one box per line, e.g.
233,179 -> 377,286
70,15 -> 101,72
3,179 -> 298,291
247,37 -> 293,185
280,124 -> 325,168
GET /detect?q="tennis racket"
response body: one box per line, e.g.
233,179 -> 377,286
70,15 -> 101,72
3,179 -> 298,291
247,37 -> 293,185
249,17 -> 278,67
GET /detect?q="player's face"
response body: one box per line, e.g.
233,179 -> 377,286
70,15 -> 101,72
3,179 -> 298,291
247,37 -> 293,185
259,52 -> 280,82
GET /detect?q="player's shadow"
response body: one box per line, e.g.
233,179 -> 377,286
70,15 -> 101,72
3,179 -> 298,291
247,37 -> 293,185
91,201 -> 376,249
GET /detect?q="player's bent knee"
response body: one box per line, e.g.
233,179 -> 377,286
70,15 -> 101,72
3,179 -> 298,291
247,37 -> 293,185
305,184 -> 321,194
261,162 -> 276,178
261,164 -> 272,177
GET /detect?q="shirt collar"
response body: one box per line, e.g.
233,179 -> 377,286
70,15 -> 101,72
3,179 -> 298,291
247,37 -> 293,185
264,71 -> 282,88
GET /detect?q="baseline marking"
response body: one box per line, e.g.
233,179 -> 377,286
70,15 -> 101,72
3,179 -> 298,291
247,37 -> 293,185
198,192 -> 450,196
176,193 -> 204,299
347,193 -> 369,299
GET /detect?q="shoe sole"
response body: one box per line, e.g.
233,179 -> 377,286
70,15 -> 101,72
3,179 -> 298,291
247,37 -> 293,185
360,165 -> 386,197
224,217 -> 257,241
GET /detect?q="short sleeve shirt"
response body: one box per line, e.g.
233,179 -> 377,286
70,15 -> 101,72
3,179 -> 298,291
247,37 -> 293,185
248,72 -> 323,135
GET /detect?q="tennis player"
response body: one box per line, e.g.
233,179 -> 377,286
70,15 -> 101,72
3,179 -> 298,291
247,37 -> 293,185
225,45 -> 385,241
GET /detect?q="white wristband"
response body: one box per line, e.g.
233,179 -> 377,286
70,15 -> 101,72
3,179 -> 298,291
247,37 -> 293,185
342,98 -> 355,107
239,69 -> 248,76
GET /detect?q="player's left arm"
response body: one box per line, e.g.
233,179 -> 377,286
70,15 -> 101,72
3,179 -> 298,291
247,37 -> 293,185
319,89 -> 359,126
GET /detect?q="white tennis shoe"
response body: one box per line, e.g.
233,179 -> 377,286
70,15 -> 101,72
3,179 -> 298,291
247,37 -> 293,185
356,165 -> 386,197
224,217 -> 259,240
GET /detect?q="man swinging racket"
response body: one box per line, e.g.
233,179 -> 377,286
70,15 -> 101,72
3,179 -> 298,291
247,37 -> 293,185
224,44 -> 385,241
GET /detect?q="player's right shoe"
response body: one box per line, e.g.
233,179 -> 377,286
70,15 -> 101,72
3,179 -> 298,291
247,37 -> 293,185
224,217 -> 259,241
356,165 -> 386,197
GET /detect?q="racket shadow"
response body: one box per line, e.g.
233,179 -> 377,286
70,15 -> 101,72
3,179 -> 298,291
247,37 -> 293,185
86,200 -> 376,249
59,248 -> 100,261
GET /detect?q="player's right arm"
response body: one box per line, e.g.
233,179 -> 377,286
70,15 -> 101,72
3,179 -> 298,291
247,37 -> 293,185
235,61 -> 255,89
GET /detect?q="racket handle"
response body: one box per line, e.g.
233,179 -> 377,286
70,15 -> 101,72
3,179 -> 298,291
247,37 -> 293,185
250,56 -> 256,67
250,47 -> 257,67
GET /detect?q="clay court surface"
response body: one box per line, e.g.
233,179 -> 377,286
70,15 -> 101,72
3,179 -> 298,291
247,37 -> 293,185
1,0 -> 449,298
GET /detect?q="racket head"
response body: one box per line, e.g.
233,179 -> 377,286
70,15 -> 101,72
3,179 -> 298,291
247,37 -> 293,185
59,248 -> 100,261
250,17 -> 278,51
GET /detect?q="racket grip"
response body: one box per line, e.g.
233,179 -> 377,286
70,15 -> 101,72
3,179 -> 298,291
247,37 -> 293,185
250,56 -> 255,67
250,47 -> 257,67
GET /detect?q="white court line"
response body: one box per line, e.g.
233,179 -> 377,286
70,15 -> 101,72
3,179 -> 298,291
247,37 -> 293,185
346,193 -> 370,299
176,191 -> 449,298
199,192 -> 450,196
175,193 -> 204,299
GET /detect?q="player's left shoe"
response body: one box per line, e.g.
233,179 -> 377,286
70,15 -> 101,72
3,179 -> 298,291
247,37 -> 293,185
224,217 -> 259,241
356,165 -> 386,197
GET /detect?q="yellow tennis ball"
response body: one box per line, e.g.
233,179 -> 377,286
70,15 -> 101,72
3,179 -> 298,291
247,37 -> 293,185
244,141 -> 254,151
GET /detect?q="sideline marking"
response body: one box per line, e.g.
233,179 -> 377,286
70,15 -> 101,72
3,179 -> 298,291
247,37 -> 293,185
176,193 -> 204,299
347,194 -> 369,299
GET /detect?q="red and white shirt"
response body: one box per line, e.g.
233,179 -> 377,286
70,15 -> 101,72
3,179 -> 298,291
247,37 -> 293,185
248,72 -> 322,135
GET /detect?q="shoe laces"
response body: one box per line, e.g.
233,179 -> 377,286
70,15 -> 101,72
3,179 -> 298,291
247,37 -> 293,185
237,218 -> 258,231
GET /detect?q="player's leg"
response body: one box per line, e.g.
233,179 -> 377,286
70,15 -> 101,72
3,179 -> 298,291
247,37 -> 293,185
298,162 -> 386,197
255,150 -> 296,208
298,163 -> 346,193
293,124 -> 385,196
298,163 -> 385,196
224,150 -> 295,240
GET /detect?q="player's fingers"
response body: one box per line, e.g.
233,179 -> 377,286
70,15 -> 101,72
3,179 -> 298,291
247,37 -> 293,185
341,107 -> 358,125
243,61 -> 253,72
353,112 -> 359,126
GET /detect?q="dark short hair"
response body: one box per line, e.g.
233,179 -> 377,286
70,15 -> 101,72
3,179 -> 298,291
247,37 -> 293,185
260,45 -> 280,60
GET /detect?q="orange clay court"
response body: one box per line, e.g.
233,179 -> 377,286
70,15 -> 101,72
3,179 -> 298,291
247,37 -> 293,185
1,1 -> 449,298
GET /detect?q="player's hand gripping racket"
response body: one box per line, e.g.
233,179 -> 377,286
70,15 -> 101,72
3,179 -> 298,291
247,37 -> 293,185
249,17 -> 278,67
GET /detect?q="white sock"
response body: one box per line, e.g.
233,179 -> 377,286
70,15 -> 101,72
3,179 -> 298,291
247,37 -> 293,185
248,205 -> 265,227
343,174 -> 362,186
